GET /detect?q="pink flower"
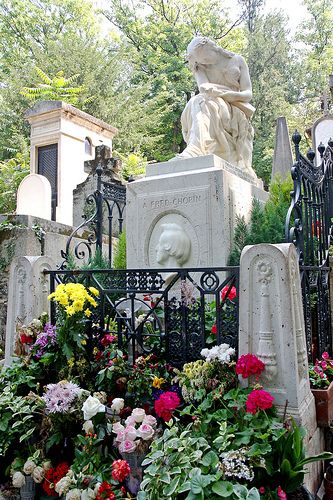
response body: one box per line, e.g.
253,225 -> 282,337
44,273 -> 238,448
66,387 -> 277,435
155,391 -> 181,422
124,425 -> 137,441
143,415 -> 157,428
137,423 -> 154,441
321,361 -> 327,370
277,486 -> 287,500
322,352 -> 330,360
259,487 -> 265,494
221,285 -> 237,301
116,430 -> 126,442
101,334 -> 116,347
112,422 -> 124,434
236,354 -> 265,379
118,439 -> 137,453
124,416 -> 136,426
246,389 -> 274,414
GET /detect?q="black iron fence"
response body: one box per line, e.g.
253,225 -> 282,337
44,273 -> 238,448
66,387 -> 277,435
45,266 -> 239,367
285,132 -> 333,360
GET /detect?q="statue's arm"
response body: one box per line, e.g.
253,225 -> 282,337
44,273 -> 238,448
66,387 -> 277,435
222,56 -> 252,103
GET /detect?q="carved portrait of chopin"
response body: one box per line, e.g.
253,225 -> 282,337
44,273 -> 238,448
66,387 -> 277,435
155,223 -> 191,267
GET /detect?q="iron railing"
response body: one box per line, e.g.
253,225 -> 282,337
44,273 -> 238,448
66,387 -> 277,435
285,131 -> 333,359
45,266 -> 239,367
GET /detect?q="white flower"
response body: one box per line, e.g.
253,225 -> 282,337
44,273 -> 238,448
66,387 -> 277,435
112,422 -> 124,434
32,466 -> 44,483
201,344 -> 235,363
81,488 -> 96,500
124,425 -> 138,441
94,483 -> 101,495
143,415 -> 157,428
12,471 -> 26,488
137,423 -> 155,440
42,461 -> 52,472
55,476 -> 72,496
23,459 -> 37,475
131,408 -> 145,423
111,398 -> 124,413
66,488 -> 82,500
82,420 -> 94,434
82,396 -> 105,420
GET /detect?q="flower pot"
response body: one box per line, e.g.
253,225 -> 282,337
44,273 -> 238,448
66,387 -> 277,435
20,476 -> 35,500
311,381 -> 333,427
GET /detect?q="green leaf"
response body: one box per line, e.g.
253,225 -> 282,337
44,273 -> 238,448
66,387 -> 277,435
202,451 -> 219,467
246,488 -> 260,500
248,442 -> 272,456
233,484 -> 248,499
190,475 -> 213,494
160,472 -> 171,484
178,481 -> 191,493
212,481 -> 234,497
163,477 -> 180,496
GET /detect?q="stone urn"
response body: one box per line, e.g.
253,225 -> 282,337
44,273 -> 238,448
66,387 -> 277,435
20,476 -> 35,500
311,381 -> 333,427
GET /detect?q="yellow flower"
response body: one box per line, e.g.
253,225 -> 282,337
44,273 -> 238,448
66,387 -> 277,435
65,305 -> 75,316
84,309 -> 92,317
67,358 -> 75,368
81,339 -> 87,346
89,287 -> 99,297
152,376 -> 166,389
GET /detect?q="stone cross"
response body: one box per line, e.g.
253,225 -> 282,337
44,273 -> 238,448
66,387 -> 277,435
84,145 -> 122,183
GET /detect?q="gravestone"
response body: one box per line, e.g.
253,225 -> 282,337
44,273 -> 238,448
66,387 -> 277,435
239,243 -> 324,494
271,117 -> 293,180
312,114 -> 333,165
126,155 -> 268,269
16,174 -> 52,220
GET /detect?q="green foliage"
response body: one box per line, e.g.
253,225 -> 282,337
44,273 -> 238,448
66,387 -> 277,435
113,231 -> 126,269
228,175 -> 293,265
114,151 -> 147,180
20,67 -> 87,105
0,151 -> 29,214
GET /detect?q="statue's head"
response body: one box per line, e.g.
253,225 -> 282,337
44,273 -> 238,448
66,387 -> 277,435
155,223 -> 191,266
186,36 -> 233,69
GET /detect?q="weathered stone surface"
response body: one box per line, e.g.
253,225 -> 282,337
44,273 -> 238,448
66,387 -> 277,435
126,155 -> 268,269
4,255 -> 55,366
312,114 -> 333,165
239,243 -> 324,494
272,117 -> 293,181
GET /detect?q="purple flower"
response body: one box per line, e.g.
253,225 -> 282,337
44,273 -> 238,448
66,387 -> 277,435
152,388 -> 163,400
43,381 -> 81,413
32,323 -> 57,358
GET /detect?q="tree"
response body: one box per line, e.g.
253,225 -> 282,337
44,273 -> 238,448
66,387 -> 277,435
237,0 -> 265,33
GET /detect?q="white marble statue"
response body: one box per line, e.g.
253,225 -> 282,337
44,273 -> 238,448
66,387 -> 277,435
178,36 -> 255,172
155,223 -> 191,267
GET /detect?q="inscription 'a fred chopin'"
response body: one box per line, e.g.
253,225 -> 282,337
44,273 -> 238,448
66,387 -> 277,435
149,194 -> 201,209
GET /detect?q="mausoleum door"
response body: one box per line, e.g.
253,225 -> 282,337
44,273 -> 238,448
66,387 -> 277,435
37,143 -> 58,221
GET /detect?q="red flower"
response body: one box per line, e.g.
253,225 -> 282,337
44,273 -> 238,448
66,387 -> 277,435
236,354 -> 265,379
221,285 -> 237,301
101,334 -> 116,347
259,487 -> 265,494
246,389 -> 274,414
155,391 -> 181,421
277,486 -> 287,500
322,352 -> 330,360
211,324 -> 217,334
96,481 -> 115,500
111,459 -> 131,482
42,462 -> 69,496
20,333 -> 33,344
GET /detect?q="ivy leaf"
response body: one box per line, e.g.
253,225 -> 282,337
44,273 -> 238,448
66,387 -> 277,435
163,477 -> 180,496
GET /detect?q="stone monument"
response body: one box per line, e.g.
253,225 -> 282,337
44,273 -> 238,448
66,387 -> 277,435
271,117 -> 293,180
312,114 -> 333,165
127,37 -> 268,269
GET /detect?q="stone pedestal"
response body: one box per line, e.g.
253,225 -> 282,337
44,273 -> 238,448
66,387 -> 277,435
126,155 -> 268,269
239,243 -> 325,493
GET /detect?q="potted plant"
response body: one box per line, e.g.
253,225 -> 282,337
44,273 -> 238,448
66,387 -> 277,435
309,352 -> 333,427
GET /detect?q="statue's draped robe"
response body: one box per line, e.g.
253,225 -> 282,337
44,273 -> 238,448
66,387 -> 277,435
180,62 -> 254,171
